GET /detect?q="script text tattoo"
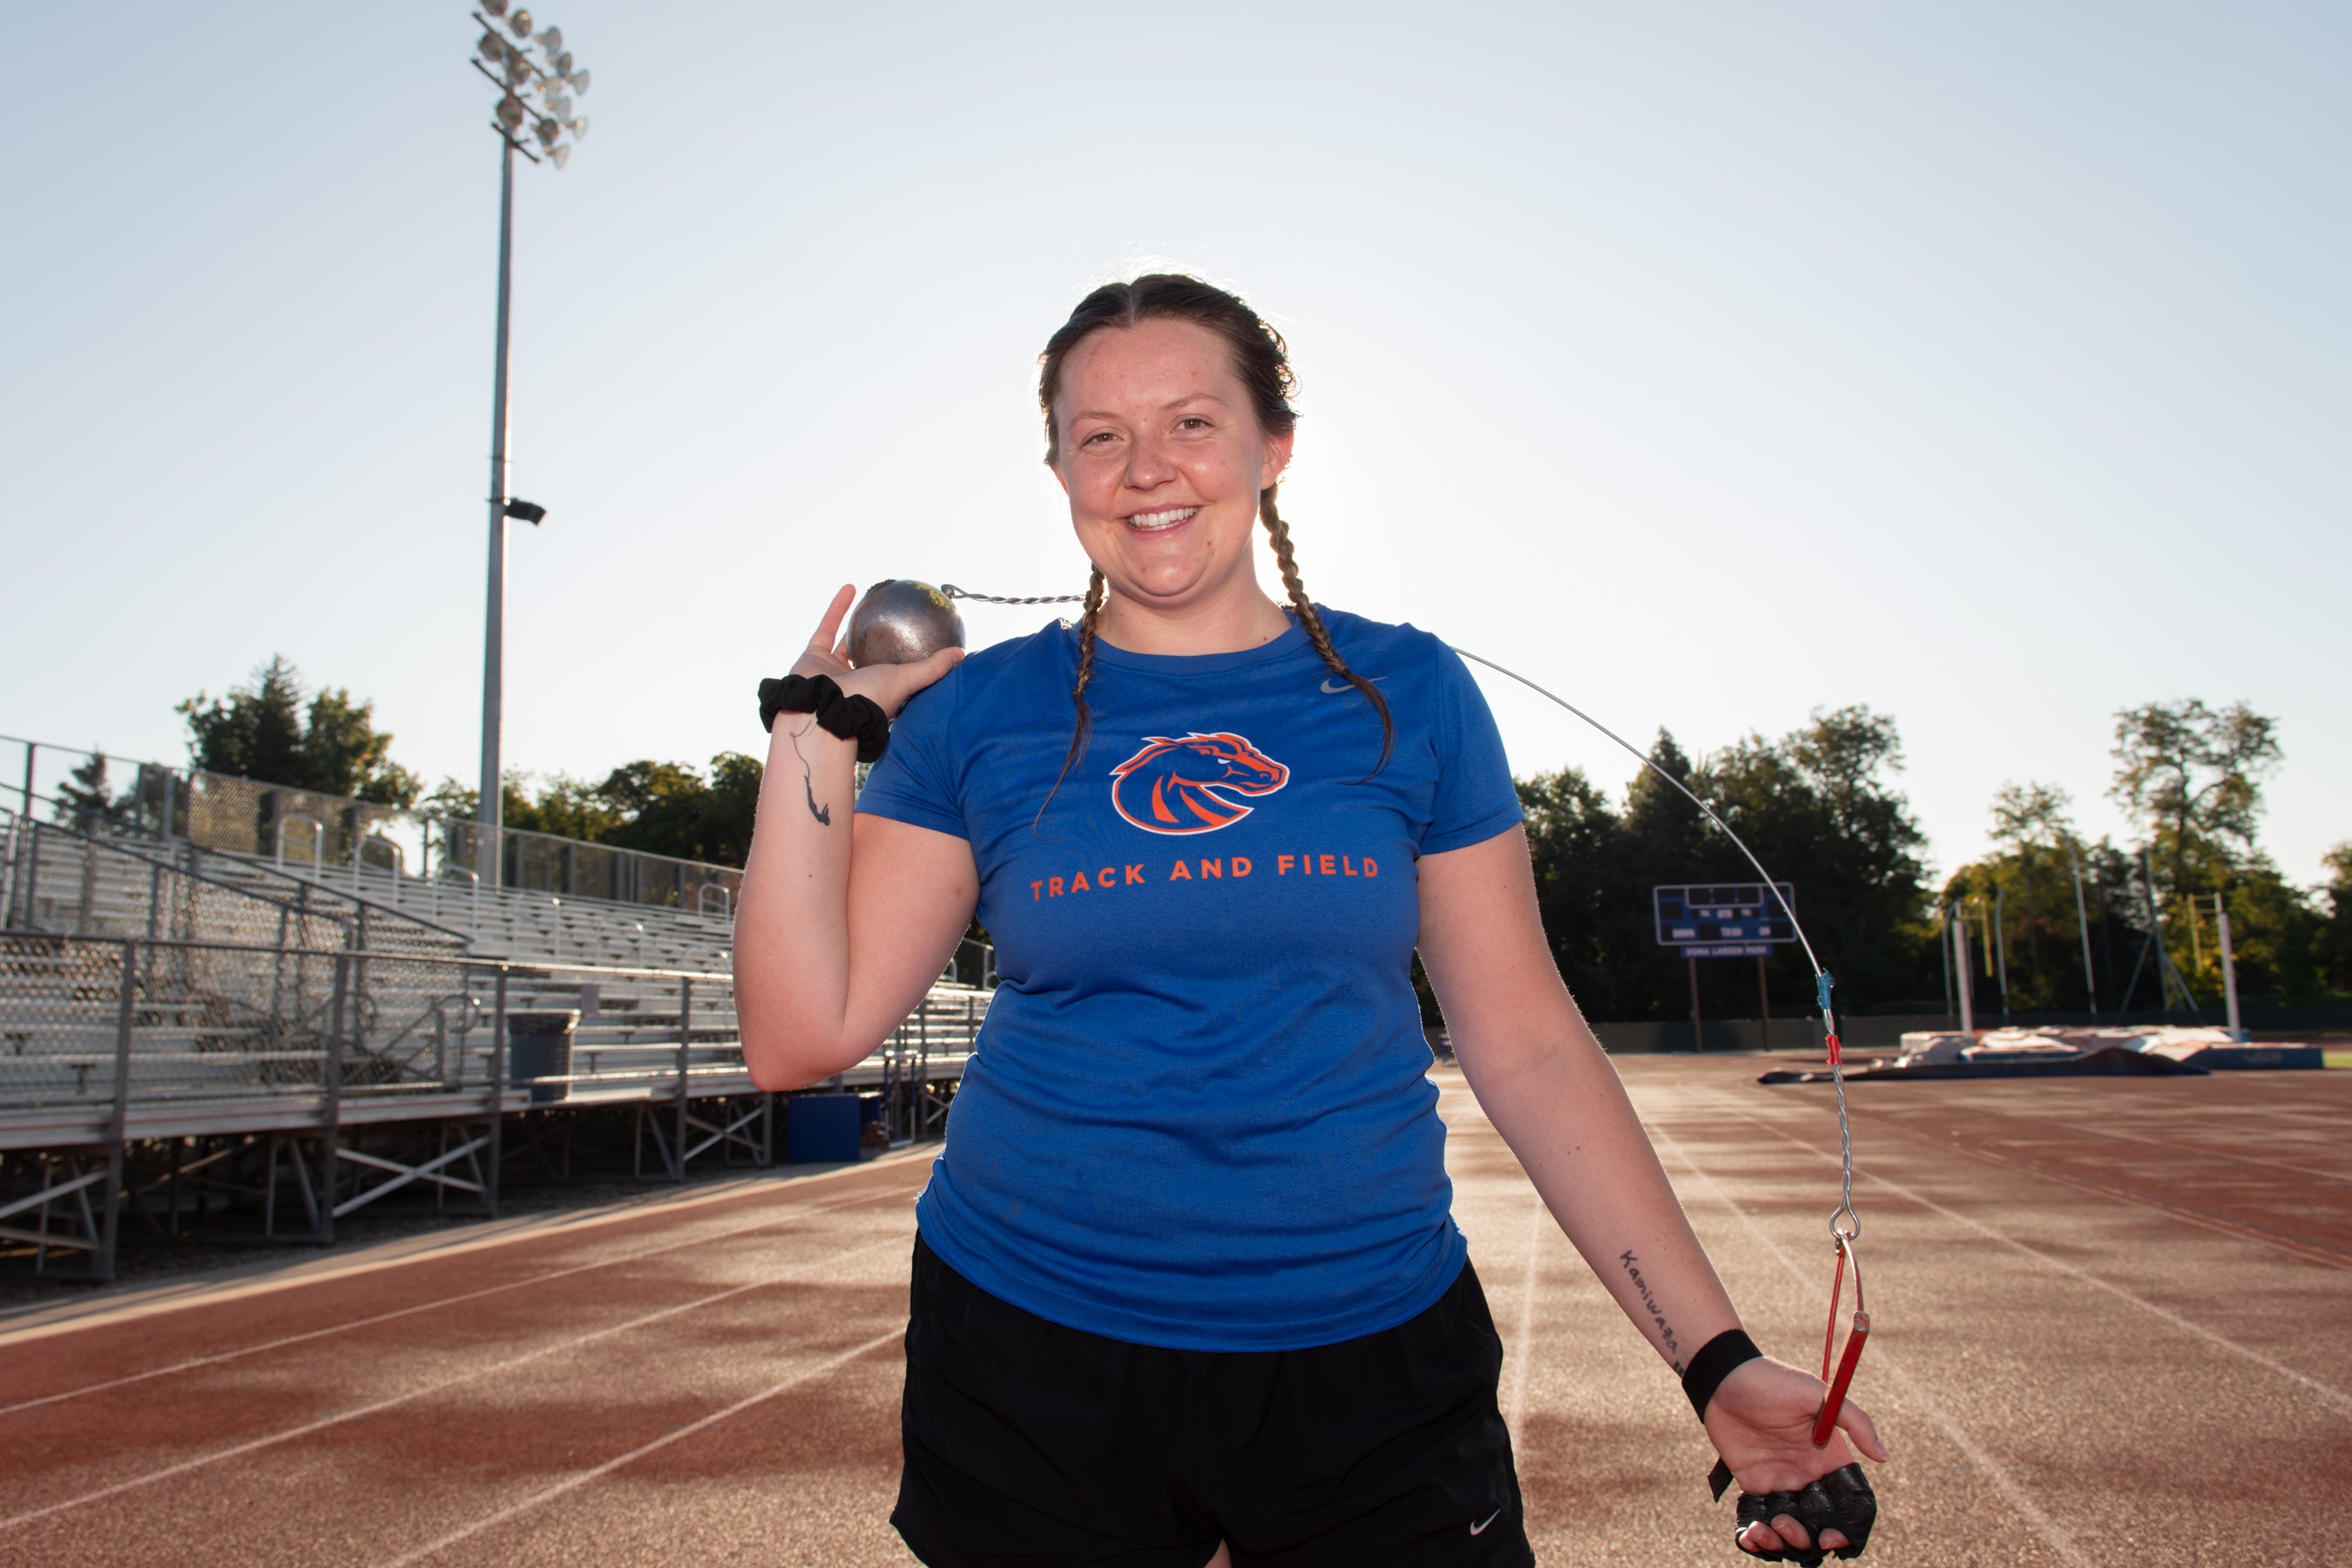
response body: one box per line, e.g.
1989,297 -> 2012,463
1619,1250 -> 1683,1369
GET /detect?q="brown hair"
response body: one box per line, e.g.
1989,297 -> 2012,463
1036,274 -> 1394,810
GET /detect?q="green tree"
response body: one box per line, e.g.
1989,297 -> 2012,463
1953,782 -> 2092,1011
1989,781 -> 2073,849
1512,712 -> 1936,1023
2316,843 -> 2352,996
421,754 -> 767,870
53,751 -> 117,824
179,656 -> 307,787
2101,700 -> 2338,1009
1707,706 -> 1934,1012
1944,783 -> 2181,1014
599,753 -> 763,867
2110,699 -> 2282,896
178,655 -> 422,807
507,774 -> 627,842
1516,765 -> 1640,1018
2210,868 -> 2320,1004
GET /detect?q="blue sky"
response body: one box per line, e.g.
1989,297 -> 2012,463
4,3 -> 2345,884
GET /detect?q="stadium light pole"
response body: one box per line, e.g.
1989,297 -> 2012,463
469,3 -> 590,888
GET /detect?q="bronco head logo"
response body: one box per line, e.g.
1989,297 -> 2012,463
1109,732 -> 1288,835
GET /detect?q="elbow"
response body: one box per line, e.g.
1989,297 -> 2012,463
746,1058 -> 811,1094
733,976 -> 825,1091
740,1019 -> 867,1092
741,1029 -> 822,1093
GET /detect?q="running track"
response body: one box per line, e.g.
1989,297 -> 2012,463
3,1056 -> 2347,1565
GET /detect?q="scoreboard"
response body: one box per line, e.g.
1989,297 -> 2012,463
1653,882 -> 1797,958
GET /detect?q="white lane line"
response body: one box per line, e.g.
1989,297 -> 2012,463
0,1187 -> 909,1418
0,1148 -> 935,1351
378,1325 -> 906,1567
1784,1088 -> 2352,1267
1502,1187 -> 1545,1446
1963,1105 -> 2352,1187
1645,1119 -> 2096,1568
1691,1092 -> 2352,1417
0,1233 -> 909,1533
1867,1356 -> 2093,1567
1937,1140 -> 2352,1268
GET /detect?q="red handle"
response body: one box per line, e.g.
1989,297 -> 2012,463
1810,1312 -> 1869,1448
1820,1244 -> 1848,1381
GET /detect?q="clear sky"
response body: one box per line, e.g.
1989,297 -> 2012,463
4,3 -> 2345,886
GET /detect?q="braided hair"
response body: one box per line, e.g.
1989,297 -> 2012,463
1036,275 -> 1395,817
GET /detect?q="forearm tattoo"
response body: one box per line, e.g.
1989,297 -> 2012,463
1619,1251 -> 1684,1369
787,720 -> 831,827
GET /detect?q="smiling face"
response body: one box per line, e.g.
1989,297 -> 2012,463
1049,316 -> 1294,627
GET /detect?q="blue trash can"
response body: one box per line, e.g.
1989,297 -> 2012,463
507,1011 -> 578,1104
787,1095 -> 862,1164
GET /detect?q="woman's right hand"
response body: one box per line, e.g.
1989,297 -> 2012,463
794,585 -> 964,720
738,585 -> 981,1092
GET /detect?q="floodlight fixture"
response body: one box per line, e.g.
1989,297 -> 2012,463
469,6 -> 590,887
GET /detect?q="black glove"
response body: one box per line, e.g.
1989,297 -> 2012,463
1715,1462 -> 1876,1565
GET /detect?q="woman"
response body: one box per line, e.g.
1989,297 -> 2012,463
734,274 -> 1884,1567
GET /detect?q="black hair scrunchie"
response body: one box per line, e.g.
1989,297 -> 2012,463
758,673 -> 890,764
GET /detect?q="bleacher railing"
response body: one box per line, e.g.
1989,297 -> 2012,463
0,929 -> 989,1276
3,735 -> 743,916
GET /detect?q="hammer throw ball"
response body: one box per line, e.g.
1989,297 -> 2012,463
848,580 -> 967,668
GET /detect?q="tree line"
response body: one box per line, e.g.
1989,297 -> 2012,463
80,656 -> 2352,1015
163,655 -> 761,868
1514,706 -> 1943,1020
1939,702 -> 2342,1013
1519,697 -> 2351,1018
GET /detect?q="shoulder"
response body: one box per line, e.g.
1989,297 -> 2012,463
1314,606 -> 1501,760
962,618 -> 1074,681
1315,607 -> 1470,685
896,619 -> 1071,726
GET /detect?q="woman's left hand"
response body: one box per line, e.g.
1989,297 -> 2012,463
1703,1357 -> 1889,1558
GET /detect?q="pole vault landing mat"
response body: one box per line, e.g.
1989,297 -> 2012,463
1761,1045 -> 2207,1083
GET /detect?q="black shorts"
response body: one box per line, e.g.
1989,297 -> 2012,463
893,1234 -> 1534,1568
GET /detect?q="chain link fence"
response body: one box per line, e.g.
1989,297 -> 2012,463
3,738 -> 744,916
180,770 -> 744,914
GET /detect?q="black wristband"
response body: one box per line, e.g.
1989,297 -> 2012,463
759,673 -> 891,764
1682,1328 -> 1763,1422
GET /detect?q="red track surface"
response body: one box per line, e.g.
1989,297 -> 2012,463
3,1057 -> 2349,1565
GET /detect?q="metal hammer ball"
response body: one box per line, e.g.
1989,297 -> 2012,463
847,580 -> 967,668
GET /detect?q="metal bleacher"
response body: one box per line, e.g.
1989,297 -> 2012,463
0,741 -> 993,1281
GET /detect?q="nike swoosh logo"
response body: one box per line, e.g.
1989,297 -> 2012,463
1321,676 -> 1388,693
1470,1508 -> 1502,1536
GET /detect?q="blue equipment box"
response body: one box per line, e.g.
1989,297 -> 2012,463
787,1095 -> 863,1164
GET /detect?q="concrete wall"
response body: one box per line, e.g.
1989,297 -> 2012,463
1589,1019 -> 1820,1054
1475,1003 -> 2352,1057
1833,1006 -> 2352,1047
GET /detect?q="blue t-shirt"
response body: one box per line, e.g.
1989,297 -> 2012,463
856,607 -> 1522,1351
